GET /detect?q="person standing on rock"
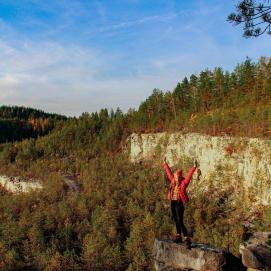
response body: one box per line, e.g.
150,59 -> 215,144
163,157 -> 198,245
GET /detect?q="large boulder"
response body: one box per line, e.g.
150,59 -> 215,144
153,239 -> 245,271
240,232 -> 271,271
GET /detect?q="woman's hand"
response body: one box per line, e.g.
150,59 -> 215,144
193,158 -> 198,168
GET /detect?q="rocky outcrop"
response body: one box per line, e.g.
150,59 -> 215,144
63,174 -> 81,192
130,132 -> 271,205
153,239 -> 245,271
240,232 -> 271,271
0,174 -> 80,193
0,175 -> 43,193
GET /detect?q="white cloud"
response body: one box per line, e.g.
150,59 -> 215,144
0,39 -> 178,116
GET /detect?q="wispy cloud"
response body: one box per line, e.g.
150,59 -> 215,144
0,39 -> 177,116
95,1 -> 107,25
97,13 -> 177,32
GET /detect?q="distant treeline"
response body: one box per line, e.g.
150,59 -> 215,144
0,106 -> 67,143
0,105 -> 66,121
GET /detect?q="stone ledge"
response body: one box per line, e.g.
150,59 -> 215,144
240,232 -> 271,271
153,239 -> 245,271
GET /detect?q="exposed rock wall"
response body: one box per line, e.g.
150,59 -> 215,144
130,132 -> 271,205
240,232 -> 271,271
0,175 -> 43,193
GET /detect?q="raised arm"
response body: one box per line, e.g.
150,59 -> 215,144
184,159 -> 198,185
183,166 -> 196,185
163,161 -> 174,182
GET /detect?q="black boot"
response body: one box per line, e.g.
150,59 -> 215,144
172,234 -> 182,243
183,236 -> 191,249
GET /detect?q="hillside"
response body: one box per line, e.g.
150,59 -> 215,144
0,58 -> 271,164
0,57 -> 270,270
0,105 -> 67,143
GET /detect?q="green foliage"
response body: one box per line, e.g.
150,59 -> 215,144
0,152 -> 270,269
0,57 -> 271,270
0,144 -> 18,163
0,155 -> 170,270
0,106 -> 66,143
0,105 -> 65,121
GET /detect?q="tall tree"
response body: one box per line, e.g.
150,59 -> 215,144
234,58 -> 256,103
190,74 -> 199,112
173,77 -> 191,112
198,70 -> 214,111
213,68 -> 225,108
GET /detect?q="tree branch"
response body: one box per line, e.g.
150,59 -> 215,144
236,10 -> 271,22
250,20 -> 270,26
229,0 -> 271,36
253,23 -> 270,36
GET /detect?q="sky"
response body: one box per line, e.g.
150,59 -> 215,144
0,0 -> 270,116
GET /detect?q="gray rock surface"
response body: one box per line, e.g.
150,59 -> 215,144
0,174 -> 80,193
63,175 -> 80,192
153,239 -> 245,271
0,175 -> 42,193
240,232 -> 271,271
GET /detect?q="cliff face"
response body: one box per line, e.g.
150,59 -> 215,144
0,175 -> 43,193
240,232 -> 271,271
130,132 -> 271,205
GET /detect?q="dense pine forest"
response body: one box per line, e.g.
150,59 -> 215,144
132,57 -> 271,137
0,57 -> 270,270
0,106 -> 66,143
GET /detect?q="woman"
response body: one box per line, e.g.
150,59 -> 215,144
163,157 -> 198,245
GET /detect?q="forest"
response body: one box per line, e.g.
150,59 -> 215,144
0,106 -> 66,143
0,57 -> 270,270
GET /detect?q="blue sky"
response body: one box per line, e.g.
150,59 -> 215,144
0,0 -> 270,116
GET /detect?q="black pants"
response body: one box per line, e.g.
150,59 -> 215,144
171,200 -> 188,236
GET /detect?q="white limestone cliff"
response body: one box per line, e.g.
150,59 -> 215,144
130,132 -> 271,205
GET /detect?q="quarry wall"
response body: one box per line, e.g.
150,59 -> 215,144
130,132 -> 271,205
